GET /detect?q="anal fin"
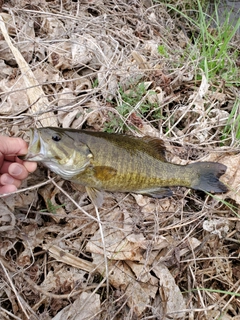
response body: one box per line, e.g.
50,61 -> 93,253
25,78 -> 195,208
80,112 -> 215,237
138,187 -> 173,199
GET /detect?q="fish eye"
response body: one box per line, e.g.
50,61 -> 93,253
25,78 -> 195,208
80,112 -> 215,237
52,134 -> 61,142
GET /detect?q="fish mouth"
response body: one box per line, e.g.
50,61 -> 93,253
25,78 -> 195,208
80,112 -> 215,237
21,128 -> 46,161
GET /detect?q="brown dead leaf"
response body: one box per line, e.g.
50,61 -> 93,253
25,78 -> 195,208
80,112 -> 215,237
139,123 -> 161,137
52,292 -> 100,320
44,245 -> 95,273
41,17 -> 65,40
206,310 -> 233,320
71,34 -> 98,66
58,108 -> 82,128
126,261 -> 157,284
0,77 -> 29,115
0,13 -> 34,63
178,30 -> 191,48
85,100 -> 107,130
131,50 -> 150,69
40,266 -> 86,293
57,88 -> 80,127
211,91 -> 227,103
87,227 -> 146,261
38,181 -> 66,222
125,279 -> 158,316
0,60 -> 13,79
152,263 -> 186,319
132,194 -> 150,207
0,238 -> 18,258
86,208 -> 148,261
92,254 -> 158,316
48,41 -> 72,70
0,14 -> 57,127
13,189 -> 38,208
0,200 -> 16,231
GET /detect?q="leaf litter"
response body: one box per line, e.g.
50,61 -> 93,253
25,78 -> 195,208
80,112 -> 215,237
0,1 -> 239,319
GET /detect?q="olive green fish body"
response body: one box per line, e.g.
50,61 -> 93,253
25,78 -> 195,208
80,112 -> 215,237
23,127 -> 228,206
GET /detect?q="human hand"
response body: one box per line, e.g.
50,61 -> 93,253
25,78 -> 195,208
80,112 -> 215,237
0,136 -> 37,194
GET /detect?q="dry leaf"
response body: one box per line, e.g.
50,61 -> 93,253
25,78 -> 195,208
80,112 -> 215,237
126,261 -> 157,284
178,30 -> 191,48
40,267 -> 86,293
0,60 -> 13,79
125,279 -> 158,315
13,189 -> 38,208
85,100 -> 107,130
93,254 -> 158,316
41,17 -> 66,39
132,194 -> 150,207
52,292 -> 100,320
206,310 -> 232,320
139,123 -> 161,137
152,263 -> 186,319
0,14 -> 57,127
131,50 -> 150,69
71,34 -> 98,67
143,39 -> 160,57
0,77 -> 29,115
98,64 -> 118,99
0,238 -> 18,257
38,181 -> 66,222
86,208 -> 148,261
0,201 -> 16,231
48,41 -> 72,70
87,227 -> 146,261
58,108 -> 82,128
44,245 -> 95,273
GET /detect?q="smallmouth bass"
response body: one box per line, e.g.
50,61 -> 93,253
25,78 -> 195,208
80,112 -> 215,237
23,127 -> 228,207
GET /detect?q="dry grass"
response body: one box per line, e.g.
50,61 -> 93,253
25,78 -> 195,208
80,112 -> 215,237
0,1 -> 240,319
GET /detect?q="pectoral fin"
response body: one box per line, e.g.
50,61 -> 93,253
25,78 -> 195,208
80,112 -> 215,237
86,186 -> 104,207
138,187 -> 173,199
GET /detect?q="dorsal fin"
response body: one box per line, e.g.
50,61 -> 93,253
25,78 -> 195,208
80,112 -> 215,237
142,137 -> 166,161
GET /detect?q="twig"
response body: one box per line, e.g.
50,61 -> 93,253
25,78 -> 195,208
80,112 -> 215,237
0,260 -> 30,319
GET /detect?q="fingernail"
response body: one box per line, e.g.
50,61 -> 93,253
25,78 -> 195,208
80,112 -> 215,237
10,164 -> 23,176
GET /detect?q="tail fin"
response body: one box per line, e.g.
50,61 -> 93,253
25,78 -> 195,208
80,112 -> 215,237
188,162 -> 228,193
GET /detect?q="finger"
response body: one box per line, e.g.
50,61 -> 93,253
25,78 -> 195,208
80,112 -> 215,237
0,160 -> 12,174
0,161 -> 37,176
23,161 -> 37,173
0,136 -> 28,156
0,184 -> 17,194
8,163 -> 30,180
0,173 -> 21,188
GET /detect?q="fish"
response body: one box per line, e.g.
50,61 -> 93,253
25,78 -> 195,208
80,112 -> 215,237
22,127 -> 228,207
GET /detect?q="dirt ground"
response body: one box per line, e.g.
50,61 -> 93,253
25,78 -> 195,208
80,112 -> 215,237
0,1 -> 240,319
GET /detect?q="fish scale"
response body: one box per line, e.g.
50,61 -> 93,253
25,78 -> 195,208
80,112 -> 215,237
86,136 -> 161,191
